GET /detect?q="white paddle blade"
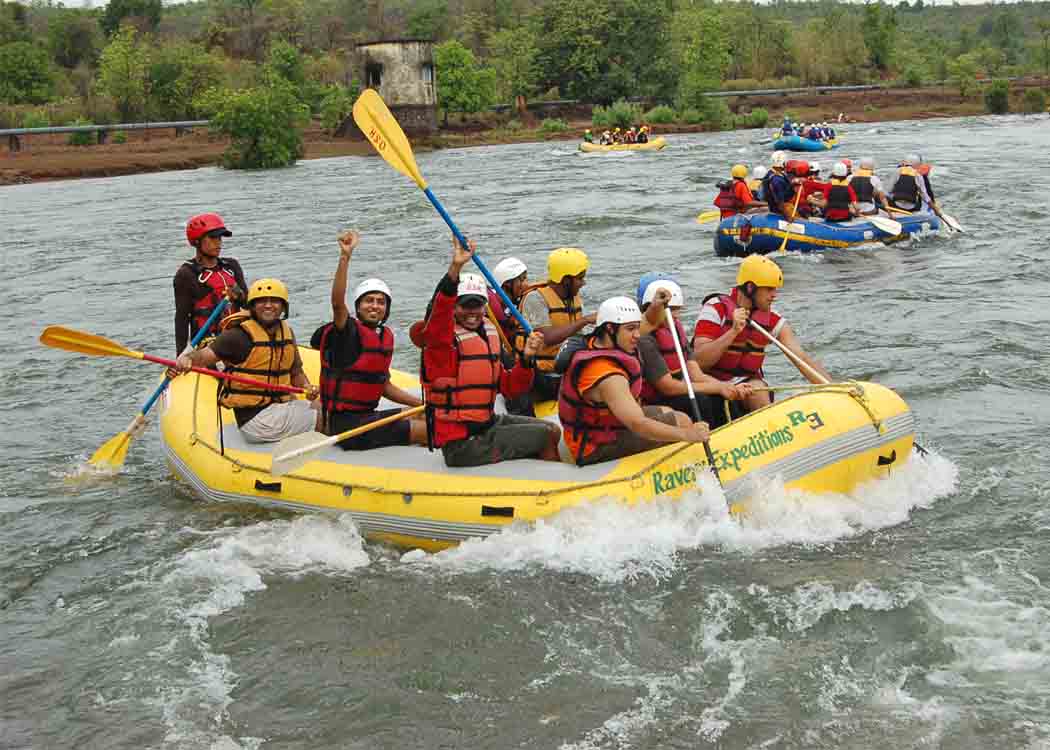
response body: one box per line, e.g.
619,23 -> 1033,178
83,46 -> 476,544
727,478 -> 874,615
942,213 -> 964,232
270,431 -> 334,476
869,216 -> 903,236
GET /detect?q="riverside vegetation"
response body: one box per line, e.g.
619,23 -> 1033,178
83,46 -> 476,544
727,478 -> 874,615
1,0 -> 1048,169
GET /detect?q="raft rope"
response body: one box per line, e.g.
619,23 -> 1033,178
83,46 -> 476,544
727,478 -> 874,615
721,381 -> 885,434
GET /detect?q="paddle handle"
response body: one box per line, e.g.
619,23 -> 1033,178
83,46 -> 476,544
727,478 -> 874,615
139,299 -> 231,416
278,405 -> 426,466
422,186 -> 533,336
140,353 -> 306,394
748,320 -> 829,385
665,308 -> 721,486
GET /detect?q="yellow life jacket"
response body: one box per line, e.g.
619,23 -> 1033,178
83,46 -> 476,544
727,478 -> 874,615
516,284 -> 583,373
219,315 -> 296,409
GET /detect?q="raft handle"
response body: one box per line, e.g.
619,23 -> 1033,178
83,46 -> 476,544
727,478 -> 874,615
481,505 -> 515,518
255,479 -> 282,492
877,450 -> 897,466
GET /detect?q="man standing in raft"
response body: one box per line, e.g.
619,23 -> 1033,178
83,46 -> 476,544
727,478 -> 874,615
692,255 -> 831,414
417,237 -> 561,467
173,213 -> 247,354
173,278 -> 320,443
516,247 -> 597,406
559,296 -> 710,466
310,230 -> 425,450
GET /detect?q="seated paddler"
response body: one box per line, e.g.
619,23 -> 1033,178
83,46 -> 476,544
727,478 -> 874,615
558,296 -> 710,467
310,230 -> 426,450
417,236 -> 561,468
636,278 -> 751,429
692,255 -> 831,414
173,278 -> 320,443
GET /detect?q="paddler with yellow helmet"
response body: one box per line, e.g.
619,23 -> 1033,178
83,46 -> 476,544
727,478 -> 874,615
692,255 -> 831,413
173,278 -> 320,442
514,247 -> 597,411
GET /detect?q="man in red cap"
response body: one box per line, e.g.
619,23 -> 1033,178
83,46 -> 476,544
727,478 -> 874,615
173,213 -> 247,354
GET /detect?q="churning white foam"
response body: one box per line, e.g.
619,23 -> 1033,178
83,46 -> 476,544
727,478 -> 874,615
148,514 -> 370,749
407,450 -> 957,583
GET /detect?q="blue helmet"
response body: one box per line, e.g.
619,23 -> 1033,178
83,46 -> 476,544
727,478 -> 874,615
636,271 -> 677,307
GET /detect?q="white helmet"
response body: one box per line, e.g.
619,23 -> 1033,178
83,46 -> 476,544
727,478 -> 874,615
353,278 -> 392,323
809,161 -> 821,173
492,257 -> 527,288
641,279 -> 684,308
859,156 -> 875,169
456,272 -> 488,302
903,153 -> 920,166
771,151 -> 787,168
596,296 -> 641,327
752,165 -> 768,179
832,161 -> 847,177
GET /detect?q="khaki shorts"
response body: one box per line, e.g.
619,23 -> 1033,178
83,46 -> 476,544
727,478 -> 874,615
577,405 -> 679,466
442,414 -> 557,468
240,400 -> 318,443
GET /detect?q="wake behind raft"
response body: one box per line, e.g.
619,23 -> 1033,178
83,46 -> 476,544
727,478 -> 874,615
161,347 -> 916,552
714,211 -> 940,256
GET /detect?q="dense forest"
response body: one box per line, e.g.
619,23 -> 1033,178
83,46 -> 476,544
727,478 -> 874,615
2,0 -> 1047,164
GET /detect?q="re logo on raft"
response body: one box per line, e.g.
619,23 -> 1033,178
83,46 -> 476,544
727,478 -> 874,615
651,409 -> 826,492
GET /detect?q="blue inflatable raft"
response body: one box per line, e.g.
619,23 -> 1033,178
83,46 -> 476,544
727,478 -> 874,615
714,211 -> 940,256
772,134 -> 839,152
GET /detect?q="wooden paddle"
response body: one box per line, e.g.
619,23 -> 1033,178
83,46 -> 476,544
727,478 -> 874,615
664,308 -> 722,487
777,185 -> 805,255
88,299 -> 233,470
352,89 -> 532,336
270,405 -> 425,476
39,325 -> 305,395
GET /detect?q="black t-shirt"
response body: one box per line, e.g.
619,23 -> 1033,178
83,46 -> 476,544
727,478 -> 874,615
173,257 -> 247,354
311,320 -> 363,369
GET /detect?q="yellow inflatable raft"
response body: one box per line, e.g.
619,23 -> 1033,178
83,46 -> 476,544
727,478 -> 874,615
579,136 -> 666,153
160,347 -> 915,552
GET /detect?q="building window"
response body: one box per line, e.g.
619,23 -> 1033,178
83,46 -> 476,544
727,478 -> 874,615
421,63 -> 434,84
366,63 -> 382,89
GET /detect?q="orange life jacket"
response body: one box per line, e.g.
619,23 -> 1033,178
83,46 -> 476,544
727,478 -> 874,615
424,321 -> 502,423
219,315 -> 296,409
640,318 -> 690,404
515,284 -> 583,372
317,318 -> 393,414
698,292 -> 780,381
559,346 -> 643,464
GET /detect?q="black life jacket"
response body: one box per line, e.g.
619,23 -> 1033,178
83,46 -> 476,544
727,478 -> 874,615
891,173 -> 920,206
850,175 -> 874,204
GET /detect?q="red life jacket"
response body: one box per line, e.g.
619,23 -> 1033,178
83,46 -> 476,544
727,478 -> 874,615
713,181 -> 742,214
184,259 -> 237,338
424,321 -> 502,424
640,318 -> 690,404
317,318 -> 394,415
824,179 -> 853,221
559,346 -> 643,463
697,292 -> 780,381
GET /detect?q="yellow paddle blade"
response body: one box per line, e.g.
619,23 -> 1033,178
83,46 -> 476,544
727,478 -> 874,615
89,430 -> 132,470
352,89 -> 427,189
39,325 -> 142,359
695,210 -> 721,224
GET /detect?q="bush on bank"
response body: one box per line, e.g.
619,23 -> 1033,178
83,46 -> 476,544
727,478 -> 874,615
197,80 -> 309,169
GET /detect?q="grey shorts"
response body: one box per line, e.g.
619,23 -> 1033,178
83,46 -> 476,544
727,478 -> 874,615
577,405 -> 679,466
240,400 -> 318,443
442,414 -> 557,468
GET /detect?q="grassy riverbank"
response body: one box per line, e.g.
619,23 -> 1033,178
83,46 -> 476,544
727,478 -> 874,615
0,83 -> 1031,186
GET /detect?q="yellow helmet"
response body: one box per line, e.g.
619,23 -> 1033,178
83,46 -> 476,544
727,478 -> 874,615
547,247 -> 590,283
736,255 -> 783,289
247,278 -> 290,317
731,163 -> 749,179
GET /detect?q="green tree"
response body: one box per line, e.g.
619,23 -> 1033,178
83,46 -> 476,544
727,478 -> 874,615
1036,20 -> 1050,77
266,38 -> 305,88
984,79 -> 1009,114
0,2 -> 31,45
670,3 -> 729,110
407,0 -> 448,40
47,9 -> 100,69
148,41 -> 224,120
488,25 -> 538,101
949,52 -> 979,97
862,2 -> 897,72
0,41 -> 54,103
100,0 -> 161,37
197,80 -> 309,168
97,25 -> 150,121
434,39 -> 495,124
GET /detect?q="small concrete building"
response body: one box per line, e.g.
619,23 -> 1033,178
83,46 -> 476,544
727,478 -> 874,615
349,39 -> 437,134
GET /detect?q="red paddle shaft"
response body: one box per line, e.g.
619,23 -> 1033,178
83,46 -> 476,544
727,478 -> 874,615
142,353 -> 306,395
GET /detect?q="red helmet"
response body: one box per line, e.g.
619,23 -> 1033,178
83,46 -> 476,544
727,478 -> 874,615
792,162 -> 810,177
186,213 -> 232,246
841,158 -> 853,173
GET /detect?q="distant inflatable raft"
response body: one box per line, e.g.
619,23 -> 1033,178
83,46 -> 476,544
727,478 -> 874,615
772,134 -> 839,152
161,348 -> 915,552
580,136 -> 667,152
714,211 -> 940,256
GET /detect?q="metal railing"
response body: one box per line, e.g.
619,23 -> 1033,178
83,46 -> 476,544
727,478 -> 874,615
2,119 -> 209,151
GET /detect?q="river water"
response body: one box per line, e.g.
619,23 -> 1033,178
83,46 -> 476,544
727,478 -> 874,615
2,113 -> 1048,749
